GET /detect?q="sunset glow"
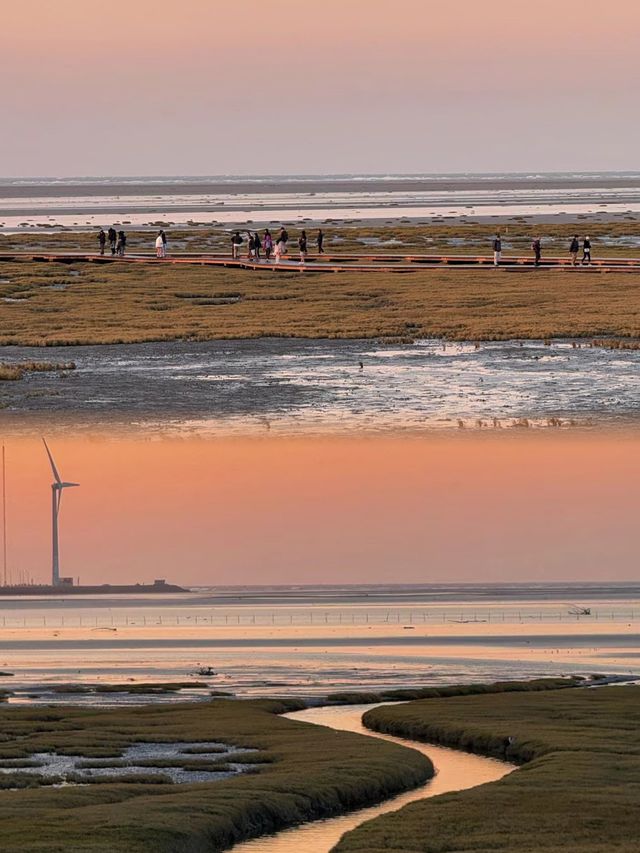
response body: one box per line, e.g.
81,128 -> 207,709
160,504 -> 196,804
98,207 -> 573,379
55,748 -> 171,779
2,0 -> 639,175
3,434 -> 639,586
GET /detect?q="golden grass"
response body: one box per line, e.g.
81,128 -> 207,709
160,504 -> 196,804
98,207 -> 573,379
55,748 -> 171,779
0,260 -> 640,346
0,361 -> 75,380
1,220 -> 639,257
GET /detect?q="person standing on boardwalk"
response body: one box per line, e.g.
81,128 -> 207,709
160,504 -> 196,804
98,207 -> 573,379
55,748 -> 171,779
263,229 -> 273,261
299,230 -> 308,265
317,229 -> 325,254
278,227 -> 289,253
231,231 -> 243,259
98,229 -> 106,255
155,231 -> 165,258
582,236 -> 592,265
116,230 -> 126,257
492,233 -> 502,267
569,235 -> 580,266
532,237 -> 542,267
253,232 -> 262,262
161,229 -> 167,257
108,227 -> 117,255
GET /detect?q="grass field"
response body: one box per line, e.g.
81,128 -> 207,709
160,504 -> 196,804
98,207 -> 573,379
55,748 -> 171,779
333,685 -> 640,853
1,258 -> 640,347
2,220 -> 640,257
0,698 -> 431,852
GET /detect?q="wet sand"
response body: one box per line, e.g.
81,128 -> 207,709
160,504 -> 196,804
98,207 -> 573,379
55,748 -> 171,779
4,174 -> 640,199
2,338 -> 640,436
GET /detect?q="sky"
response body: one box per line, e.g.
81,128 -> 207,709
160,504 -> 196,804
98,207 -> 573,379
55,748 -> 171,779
2,0 -> 639,176
3,434 -> 639,587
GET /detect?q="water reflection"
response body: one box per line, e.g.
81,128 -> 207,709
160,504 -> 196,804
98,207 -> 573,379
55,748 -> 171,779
231,703 -> 513,852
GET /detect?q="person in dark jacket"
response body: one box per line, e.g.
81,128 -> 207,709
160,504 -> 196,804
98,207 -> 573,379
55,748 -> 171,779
108,227 -> 117,255
253,232 -> 262,262
582,236 -> 592,265
231,231 -> 243,259
116,230 -> 126,257
317,229 -> 325,254
532,237 -> 542,267
98,229 -> 107,255
492,233 -> 502,267
298,230 -> 308,265
569,236 -> 580,266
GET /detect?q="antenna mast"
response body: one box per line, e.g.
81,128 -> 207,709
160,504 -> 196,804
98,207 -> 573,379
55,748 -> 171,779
2,445 -> 6,587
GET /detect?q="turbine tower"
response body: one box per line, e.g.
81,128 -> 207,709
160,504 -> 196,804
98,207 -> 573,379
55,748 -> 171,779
42,439 -> 79,587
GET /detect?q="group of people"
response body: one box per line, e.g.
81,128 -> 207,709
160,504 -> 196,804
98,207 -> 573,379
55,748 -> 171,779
231,227 -> 324,264
492,233 -> 593,267
98,227 -> 127,256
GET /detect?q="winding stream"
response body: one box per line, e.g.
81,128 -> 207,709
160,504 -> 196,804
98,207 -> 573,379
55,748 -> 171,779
231,703 -> 514,852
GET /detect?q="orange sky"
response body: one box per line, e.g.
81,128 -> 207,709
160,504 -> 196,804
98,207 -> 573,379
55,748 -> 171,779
1,1 -> 638,175
2,434 -> 638,586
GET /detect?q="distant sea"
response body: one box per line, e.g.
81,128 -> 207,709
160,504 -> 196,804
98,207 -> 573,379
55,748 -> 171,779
0,583 -> 637,705
2,172 -> 640,229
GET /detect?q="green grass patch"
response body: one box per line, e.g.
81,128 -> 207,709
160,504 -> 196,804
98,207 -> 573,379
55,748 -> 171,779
0,697 -> 431,851
334,685 -> 640,853
325,676 -> 583,705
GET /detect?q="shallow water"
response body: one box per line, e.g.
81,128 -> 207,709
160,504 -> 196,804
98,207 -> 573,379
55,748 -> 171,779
1,339 -> 639,436
0,586 -> 638,703
231,703 -> 513,853
0,741 -> 253,785
3,172 -> 640,229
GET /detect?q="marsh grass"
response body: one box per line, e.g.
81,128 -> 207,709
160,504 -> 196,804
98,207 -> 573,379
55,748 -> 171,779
2,221 -> 640,258
334,685 -> 640,853
0,697 -> 431,852
0,258 -> 640,347
51,682 -> 209,695
325,676 -> 583,705
0,361 -> 75,381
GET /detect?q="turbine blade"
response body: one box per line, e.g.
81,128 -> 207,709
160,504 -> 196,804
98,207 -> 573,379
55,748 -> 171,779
42,439 -> 62,484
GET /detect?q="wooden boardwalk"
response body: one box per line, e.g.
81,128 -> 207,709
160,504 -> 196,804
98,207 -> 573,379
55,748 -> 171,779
1,251 -> 640,274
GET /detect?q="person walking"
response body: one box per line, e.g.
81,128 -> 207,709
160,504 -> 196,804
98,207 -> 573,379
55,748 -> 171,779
116,230 -> 126,257
274,237 -> 283,264
231,231 -> 243,260
492,233 -> 502,267
247,231 -> 256,260
253,231 -> 262,262
155,231 -> 165,258
582,236 -> 592,265
317,229 -> 325,254
278,227 -> 289,253
161,229 -> 167,257
97,229 -> 107,256
108,227 -> 117,256
532,237 -> 542,267
299,230 -> 308,265
263,229 -> 273,261
569,235 -> 580,266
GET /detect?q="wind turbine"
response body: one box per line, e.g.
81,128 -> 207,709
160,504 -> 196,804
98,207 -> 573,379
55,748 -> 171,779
42,439 -> 79,587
